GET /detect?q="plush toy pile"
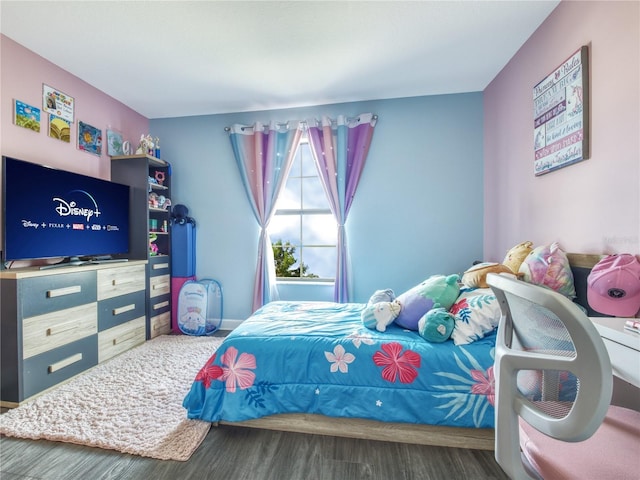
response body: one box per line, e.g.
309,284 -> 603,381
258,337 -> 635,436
362,240 -> 577,345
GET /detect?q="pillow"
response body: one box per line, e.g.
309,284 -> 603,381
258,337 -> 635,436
449,288 -> 502,345
518,242 -> 576,299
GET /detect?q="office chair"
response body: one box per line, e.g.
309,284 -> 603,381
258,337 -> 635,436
487,273 -> 640,480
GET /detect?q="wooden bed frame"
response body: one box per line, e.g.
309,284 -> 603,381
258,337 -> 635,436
214,253 -> 603,451
219,414 -> 495,450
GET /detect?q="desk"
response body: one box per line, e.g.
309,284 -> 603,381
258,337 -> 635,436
590,317 -> 640,389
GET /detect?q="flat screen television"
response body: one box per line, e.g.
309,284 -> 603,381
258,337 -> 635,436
2,156 -> 130,268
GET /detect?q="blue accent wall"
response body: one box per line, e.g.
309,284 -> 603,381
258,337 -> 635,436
150,92 -> 483,320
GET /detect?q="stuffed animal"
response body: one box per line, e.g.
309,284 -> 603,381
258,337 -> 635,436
394,274 -> 460,330
418,305 -> 455,343
367,289 -> 395,304
361,300 -> 402,332
519,242 -> 576,299
461,262 -> 513,288
503,241 -> 534,274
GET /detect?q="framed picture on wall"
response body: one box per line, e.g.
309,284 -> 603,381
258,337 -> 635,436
78,121 -> 102,156
49,114 -> 71,143
42,84 -> 75,123
106,129 -> 124,156
14,99 -> 41,132
533,45 -> 590,176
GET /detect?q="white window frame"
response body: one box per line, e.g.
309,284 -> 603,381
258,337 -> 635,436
272,138 -> 336,282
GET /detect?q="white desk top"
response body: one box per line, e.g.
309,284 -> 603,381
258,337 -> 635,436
590,316 -> 640,388
589,316 -> 640,352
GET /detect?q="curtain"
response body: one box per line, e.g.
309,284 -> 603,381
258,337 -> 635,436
228,121 -> 303,312
306,113 -> 377,302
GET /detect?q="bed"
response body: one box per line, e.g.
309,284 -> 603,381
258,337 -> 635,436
183,300 -> 498,450
182,253 -> 601,451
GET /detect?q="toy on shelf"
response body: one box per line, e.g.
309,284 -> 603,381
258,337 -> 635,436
149,233 -> 159,256
148,192 -> 172,210
135,134 -> 155,156
154,170 -> 165,185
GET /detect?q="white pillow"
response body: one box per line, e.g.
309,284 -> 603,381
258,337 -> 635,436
449,288 -> 502,345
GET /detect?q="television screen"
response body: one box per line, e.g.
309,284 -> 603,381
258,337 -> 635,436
2,156 -> 130,264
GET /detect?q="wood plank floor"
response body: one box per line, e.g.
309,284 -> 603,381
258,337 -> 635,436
0,423 -> 508,480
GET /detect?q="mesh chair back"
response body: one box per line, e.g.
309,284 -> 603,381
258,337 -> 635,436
487,273 -> 613,479
506,293 -> 578,420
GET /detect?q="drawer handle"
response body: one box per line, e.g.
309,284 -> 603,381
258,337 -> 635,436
113,304 -> 136,316
48,353 -> 83,373
153,263 -> 169,270
153,301 -> 170,310
47,285 -> 81,298
113,331 -> 139,345
153,282 -> 170,291
112,277 -> 138,286
47,322 -> 77,336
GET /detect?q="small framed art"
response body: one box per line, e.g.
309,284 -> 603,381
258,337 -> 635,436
43,84 -> 74,123
14,100 -> 41,132
49,114 -> 71,143
78,121 -> 102,155
107,129 -> 124,156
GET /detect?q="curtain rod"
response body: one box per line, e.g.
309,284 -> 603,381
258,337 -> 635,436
224,114 -> 378,132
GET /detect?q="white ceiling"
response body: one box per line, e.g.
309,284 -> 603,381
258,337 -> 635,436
0,0 -> 560,119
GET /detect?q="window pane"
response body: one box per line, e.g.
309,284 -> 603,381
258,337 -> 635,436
302,176 -> 328,209
277,177 -> 301,209
300,143 -> 317,176
302,214 -> 336,245
270,215 -> 300,245
272,138 -> 336,280
273,244 -> 300,277
301,246 -> 336,279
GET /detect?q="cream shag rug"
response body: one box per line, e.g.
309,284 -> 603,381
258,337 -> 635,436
0,335 -> 223,461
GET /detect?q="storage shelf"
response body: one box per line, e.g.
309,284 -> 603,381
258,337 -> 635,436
112,153 -> 167,167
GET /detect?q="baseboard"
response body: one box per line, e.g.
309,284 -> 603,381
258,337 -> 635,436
220,318 -> 243,331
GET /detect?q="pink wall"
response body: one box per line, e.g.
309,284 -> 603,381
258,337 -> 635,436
0,35 -> 148,180
484,1 -> 639,261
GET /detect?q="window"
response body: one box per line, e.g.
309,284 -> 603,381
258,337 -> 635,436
270,138 -> 336,281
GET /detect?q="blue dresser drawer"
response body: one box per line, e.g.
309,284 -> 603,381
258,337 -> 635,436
98,290 -> 146,331
149,256 -> 171,277
18,271 -> 97,318
22,335 -> 98,400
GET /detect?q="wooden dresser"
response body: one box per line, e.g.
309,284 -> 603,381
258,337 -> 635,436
0,261 -> 148,407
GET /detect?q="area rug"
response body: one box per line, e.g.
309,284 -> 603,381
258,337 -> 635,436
0,335 -> 223,461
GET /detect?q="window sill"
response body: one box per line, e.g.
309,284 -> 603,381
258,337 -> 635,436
276,279 -> 335,286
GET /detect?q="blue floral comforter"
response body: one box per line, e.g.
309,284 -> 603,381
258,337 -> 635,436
183,301 -> 496,429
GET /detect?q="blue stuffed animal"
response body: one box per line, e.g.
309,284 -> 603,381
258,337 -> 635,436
418,305 -> 455,343
361,289 -> 401,332
362,300 -> 402,332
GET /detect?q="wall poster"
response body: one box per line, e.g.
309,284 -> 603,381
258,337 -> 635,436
533,46 -> 589,176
